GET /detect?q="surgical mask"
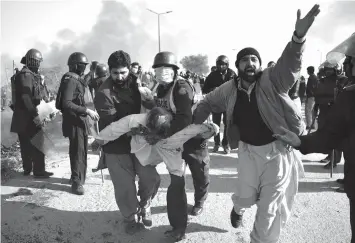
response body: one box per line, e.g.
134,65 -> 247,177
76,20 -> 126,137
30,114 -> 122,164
155,67 -> 174,84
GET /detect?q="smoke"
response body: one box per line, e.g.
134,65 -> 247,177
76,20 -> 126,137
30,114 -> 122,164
310,1 -> 355,42
41,1 -> 158,68
57,29 -> 77,42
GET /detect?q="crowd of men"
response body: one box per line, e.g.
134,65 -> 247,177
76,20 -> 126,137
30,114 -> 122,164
8,3 -> 355,243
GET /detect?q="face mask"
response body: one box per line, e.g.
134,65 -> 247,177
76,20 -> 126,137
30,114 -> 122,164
155,67 -> 174,84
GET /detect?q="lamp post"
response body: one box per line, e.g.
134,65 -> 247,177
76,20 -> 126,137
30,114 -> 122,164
147,9 -> 172,52
317,49 -> 323,66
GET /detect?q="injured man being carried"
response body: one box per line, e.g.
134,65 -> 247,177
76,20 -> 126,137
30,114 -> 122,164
91,107 -> 218,176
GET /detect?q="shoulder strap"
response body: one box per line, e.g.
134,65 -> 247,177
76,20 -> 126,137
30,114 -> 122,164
169,78 -> 197,114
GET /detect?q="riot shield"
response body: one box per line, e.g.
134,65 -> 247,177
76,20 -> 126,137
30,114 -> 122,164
326,33 -> 355,64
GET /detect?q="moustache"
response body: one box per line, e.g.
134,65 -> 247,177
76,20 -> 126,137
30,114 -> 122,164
244,66 -> 256,73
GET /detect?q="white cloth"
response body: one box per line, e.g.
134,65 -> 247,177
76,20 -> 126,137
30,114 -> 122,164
231,140 -> 302,243
36,100 -> 59,122
95,114 -> 216,176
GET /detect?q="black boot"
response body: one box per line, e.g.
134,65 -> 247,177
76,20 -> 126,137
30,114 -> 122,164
164,228 -> 186,242
71,182 -> 84,195
230,208 -> 243,228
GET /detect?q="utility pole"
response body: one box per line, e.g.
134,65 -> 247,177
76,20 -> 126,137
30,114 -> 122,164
147,9 -> 173,52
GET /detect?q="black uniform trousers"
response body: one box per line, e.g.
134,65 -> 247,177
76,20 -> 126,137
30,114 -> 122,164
318,104 -> 342,164
68,126 -> 88,185
166,144 -> 210,231
18,126 -> 45,174
212,112 -> 228,147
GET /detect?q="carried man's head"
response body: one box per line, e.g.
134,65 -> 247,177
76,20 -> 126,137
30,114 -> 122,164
235,47 -> 262,83
146,107 -> 173,139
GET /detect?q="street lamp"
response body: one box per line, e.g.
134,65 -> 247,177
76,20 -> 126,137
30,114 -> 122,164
317,49 -> 323,66
147,9 -> 173,52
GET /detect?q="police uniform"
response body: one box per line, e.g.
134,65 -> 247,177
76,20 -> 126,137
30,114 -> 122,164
10,67 -> 45,175
58,72 -> 91,185
155,77 -> 210,231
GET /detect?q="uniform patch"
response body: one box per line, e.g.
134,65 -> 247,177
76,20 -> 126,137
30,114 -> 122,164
178,87 -> 187,95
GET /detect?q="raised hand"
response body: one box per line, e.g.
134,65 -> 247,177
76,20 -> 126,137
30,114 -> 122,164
273,126 -> 302,147
295,4 -> 320,38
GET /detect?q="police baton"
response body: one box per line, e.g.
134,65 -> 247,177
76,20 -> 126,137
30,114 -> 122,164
95,121 -> 104,184
330,149 -> 334,178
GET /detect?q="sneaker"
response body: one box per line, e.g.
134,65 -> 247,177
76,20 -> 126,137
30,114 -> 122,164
212,145 -> 219,153
71,182 -> 84,195
223,145 -> 231,154
33,171 -> 53,178
324,162 -> 337,169
140,207 -> 152,227
230,208 -> 243,228
190,205 -> 203,216
164,228 -> 186,242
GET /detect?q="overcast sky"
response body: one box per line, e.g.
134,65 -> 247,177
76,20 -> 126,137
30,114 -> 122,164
1,0 -> 355,84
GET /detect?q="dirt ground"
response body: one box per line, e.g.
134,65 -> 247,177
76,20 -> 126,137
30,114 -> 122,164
1,112 -> 352,243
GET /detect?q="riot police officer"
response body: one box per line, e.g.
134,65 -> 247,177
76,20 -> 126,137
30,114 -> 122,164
10,48 -> 53,178
151,52 -> 210,241
202,55 -> 236,153
314,61 -> 345,168
56,52 -> 99,195
88,63 -> 108,97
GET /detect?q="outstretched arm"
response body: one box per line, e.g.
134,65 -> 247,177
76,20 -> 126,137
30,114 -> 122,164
269,4 -> 320,93
159,123 -> 218,149
95,114 -> 144,143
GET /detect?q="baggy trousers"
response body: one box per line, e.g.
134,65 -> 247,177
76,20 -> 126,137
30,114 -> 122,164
212,112 -> 228,147
18,127 -> 45,174
68,126 -> 88,185
305,97 -> 315,127
232,141 -> 299,243
105,153 -> 160,220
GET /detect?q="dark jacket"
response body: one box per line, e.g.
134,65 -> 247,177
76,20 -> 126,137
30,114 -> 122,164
202,68 -> 236,94
40,82 -> 50,102
155,79 -> 194,136
94,74 -> 142,154
288,79 -> 300,99
10,67 -> 41,133
306,74 -> 318,97
60,72 -> 89,138
314,75 -> 340,105
299,80 -> 306,98
89,76 -> 107,97
299,84 -> 355,199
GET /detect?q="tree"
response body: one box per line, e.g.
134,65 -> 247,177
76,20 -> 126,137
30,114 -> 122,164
180,54 -> 209,75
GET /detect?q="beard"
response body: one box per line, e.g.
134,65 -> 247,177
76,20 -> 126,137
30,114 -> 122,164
113,75 -> 129,87
238,66 -> 262,83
